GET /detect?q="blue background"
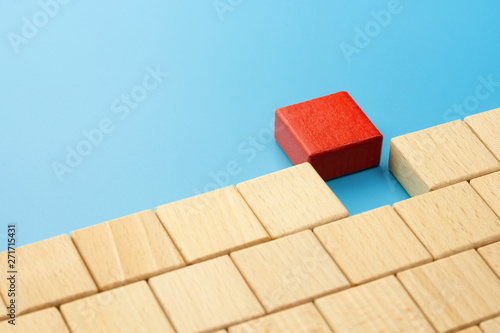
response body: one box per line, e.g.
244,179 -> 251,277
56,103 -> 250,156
1,0 -> 500,246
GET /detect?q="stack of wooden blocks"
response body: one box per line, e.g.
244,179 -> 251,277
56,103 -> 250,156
1,108 -> 499,333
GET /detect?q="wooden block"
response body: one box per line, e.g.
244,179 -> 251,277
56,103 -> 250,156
0,307 -> 70,333
228,303 -> 332,333
275,91 -> 383,180
393,182 -> 500,259
0,235 -> 97,315
155,186 -> 269,264
481,316 -> 500,333
231,230 -> 349,313
455,327 -> 484,333
149,255 -> 265,333
314,206 -> 432,285
236,163 -> 348,238
397,250 -> 500,332
315,276 -> 434,333
389,120 -> 500,196
1,294 -> 6,321
465,108 -> 500,161
478,241 -> 500,279
71,209 -> 184,291
61,281 -> 174,333
471,171 -> 500,218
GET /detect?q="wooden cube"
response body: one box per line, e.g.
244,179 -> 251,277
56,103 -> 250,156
0,308 -> 70,333
465,108 -> 500,161
71,209 -> 185,291
314,206 -> 431,285
394,182 -> 500,259
478,241 -> 500,279
0,235 -> 97,315
470,171 -> 500,218
315,276 -> 433,333
389,120 -> 499,196
275,91 -> 383,180
231,230 -> 349,313
155,186 -> 269,264
61,281 -> 174,333
398,250 -> 500,332
149,256 -> 264,333
237,163 -> 348,238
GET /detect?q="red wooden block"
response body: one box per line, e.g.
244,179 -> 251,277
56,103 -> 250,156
275,91 -> 383,180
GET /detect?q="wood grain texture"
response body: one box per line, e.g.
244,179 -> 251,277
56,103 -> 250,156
389,120 -> 500,196
478,241 -> 500,279
61,281 -> 174,333
315,275 -> 434,333
228,303 -> 332,333
155,186 -> 269,264
465,108 -> 500,161
231,230 -> 349,313
0,235 -> 97,315
71,209 -> 184,291
393,182 -> 500,259
398,250 -> 500,333
236,163 -> 348,238
480,315 -> 500,333
471,171 -> 500,218
0,307 -> 70,333
275,91 -> 383,180
314,205 -> 431,285
0,294 -> 6,320
149,255 -> 265,333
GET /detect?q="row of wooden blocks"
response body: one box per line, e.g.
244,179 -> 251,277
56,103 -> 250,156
1,108 -> 499,332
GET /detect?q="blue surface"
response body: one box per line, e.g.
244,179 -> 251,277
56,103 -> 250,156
1,0 -> 500,247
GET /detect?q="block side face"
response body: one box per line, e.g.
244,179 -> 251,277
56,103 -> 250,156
275,109 -> 310,165
389,139 -> 431,196
277,91 -> 382,154
310,135 -> 383,180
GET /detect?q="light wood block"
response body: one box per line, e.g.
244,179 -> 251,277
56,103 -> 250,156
314,206 -> 431,285
61,281 -> 174,333
236,163 -> 348,238
478,241 -> 500,279
228,303 -> 332,333
398,250 -> 500,332
471,171 -> 500,218
455,327 -> 483,333
155,186 -> 269,264
0,307 -> 70,333
149,255 -> 265,333
0,235 -> 97,315
393,182 -> 500,259
389,120 -> 500,196
0,294 -> 6,320
71,209 -> 184,291
465,108 -> 500,161
481,315 -> 500,333
231,230 -> 349,313
315,275 -> 434,333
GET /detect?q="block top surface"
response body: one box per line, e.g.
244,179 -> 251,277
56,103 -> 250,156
71,209 -> 185,291
0,234 -> 97,315
276,91 -> 382,155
